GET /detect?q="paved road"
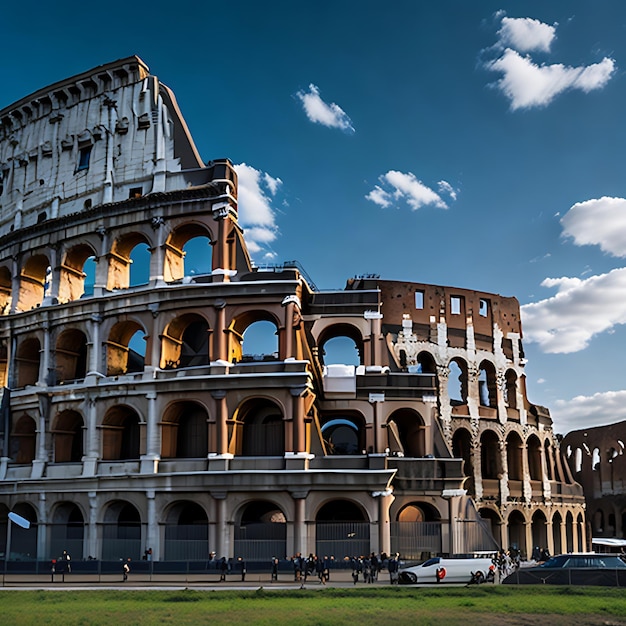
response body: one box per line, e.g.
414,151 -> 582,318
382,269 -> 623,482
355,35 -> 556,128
0,570 -> 409,591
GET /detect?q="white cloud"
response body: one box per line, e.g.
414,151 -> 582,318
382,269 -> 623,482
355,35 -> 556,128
497,16 -> 556,53
437,180 -> 457,201
520,267 -> 626,353
366,170 -> 452,210
234,163 -> 281,256
552,390 -> 626,432
561,196 -> 626,258
365,185 -> 393,208
295,84 -> 355,133
487,48 -> 615,110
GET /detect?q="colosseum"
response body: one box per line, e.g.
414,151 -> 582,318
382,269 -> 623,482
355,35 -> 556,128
0,56 -> 586,565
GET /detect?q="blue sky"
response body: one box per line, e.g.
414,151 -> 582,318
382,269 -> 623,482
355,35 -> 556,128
2,1 -> 626,434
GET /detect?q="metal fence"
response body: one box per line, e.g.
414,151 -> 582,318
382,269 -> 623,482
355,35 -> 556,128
163,525 -> 209,561
390,521 -> 442,559
315,522 -> 370,559
233,523 -> 286,561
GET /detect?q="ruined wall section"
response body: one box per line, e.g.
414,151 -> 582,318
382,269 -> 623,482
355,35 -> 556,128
0,56 -> 212,237
563,421 -> 626,538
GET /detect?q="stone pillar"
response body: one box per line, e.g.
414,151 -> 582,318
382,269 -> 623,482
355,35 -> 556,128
93,227 -> 109,298
213,493 -> 228,558
145,490 -> 159,561
82,397 -> 99,477
292,492 -> 307,556
572,517 -> 579,553
39,320 -> 50,385
211,390 -> 229,456
499,439 -> 509,504
521,444 -> 531,503
149,217 -> 165,284
37,491 -> 47,559
365,311 -> 383,365
524,520 -> 533,560
540,441 -> 552,500
87,491 -> 98,559
88,314 -> 102,374
545,518 -> 554,556
140,392 -> 159,473
9,257 -> 19,314
282,299 -> 295,360
290,386 -> 307,454
211,204 -> 233,281
214,303 -> 227,362
377,492 -> 393,556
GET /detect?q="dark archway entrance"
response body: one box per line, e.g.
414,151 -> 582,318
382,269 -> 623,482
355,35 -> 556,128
315,500 -> 369,559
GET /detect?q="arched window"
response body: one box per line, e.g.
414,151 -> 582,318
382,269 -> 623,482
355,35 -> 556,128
527,435 -> 542,481
17,254 -> 50,311
161,402 -> 208,458
241,320 -> 278,362
107,234 -> 151,290
318,324 -> 363,367
504,369 -> 517,409
387,409 -> 426,457
11,415 -> 36,463
0,266 -> 12,314
321,416 -> 364,455
452,428 -> 473,478
322,336 -> 360,366
106,322 -> 146,375
129,243 -> 150,287
15,337 -> 41,387
480,430 -> 501,480
52,410 -> 84,463
448,358 -> 468,405
161,314 -> 210,369
506,432 -> 523,481
59,244 -> 96,302
234,399 -> 284,456
102,406 -> 141,460
182,236 -> 212,278
82,256 -> 96,297
163,226 -> 213,283
55,329 -> 88,384
478,361 -> 497,408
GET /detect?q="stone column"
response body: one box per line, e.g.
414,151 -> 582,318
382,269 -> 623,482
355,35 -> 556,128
88,314 -> 102,374
37,491 -> 47,559
292,492 -> 307,557
87,491 -> 98,559
140,392 -> 159,474
212,493 -> 228,558
39,320 -> 50,385
211,390 -> 228,456
146,490 -> 158,561
290,386 -> 307,454
82,397 -> 99,477
365,311 -> 383,365
377,492 -> 393,556
214,303 -> 227,362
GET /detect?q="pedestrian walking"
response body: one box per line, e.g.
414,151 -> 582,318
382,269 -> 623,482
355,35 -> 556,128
123,558 -> 131,582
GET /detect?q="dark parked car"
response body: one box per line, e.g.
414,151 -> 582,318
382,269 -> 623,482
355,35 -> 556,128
503,553 -> 626,586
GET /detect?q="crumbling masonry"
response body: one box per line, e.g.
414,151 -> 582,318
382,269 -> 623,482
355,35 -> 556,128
0,57 -> 586,563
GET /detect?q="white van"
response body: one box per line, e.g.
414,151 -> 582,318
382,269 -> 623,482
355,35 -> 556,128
399,556 -> 495,584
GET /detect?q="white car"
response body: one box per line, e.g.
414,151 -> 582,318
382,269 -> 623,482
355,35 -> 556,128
399,556 -> 495,584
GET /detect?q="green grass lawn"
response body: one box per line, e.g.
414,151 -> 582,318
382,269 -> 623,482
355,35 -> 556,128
2,586 -> 626,625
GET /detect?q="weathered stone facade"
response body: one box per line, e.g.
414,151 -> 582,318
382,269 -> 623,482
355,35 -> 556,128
0,57 -> 586,563
562,421 -> 626,542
